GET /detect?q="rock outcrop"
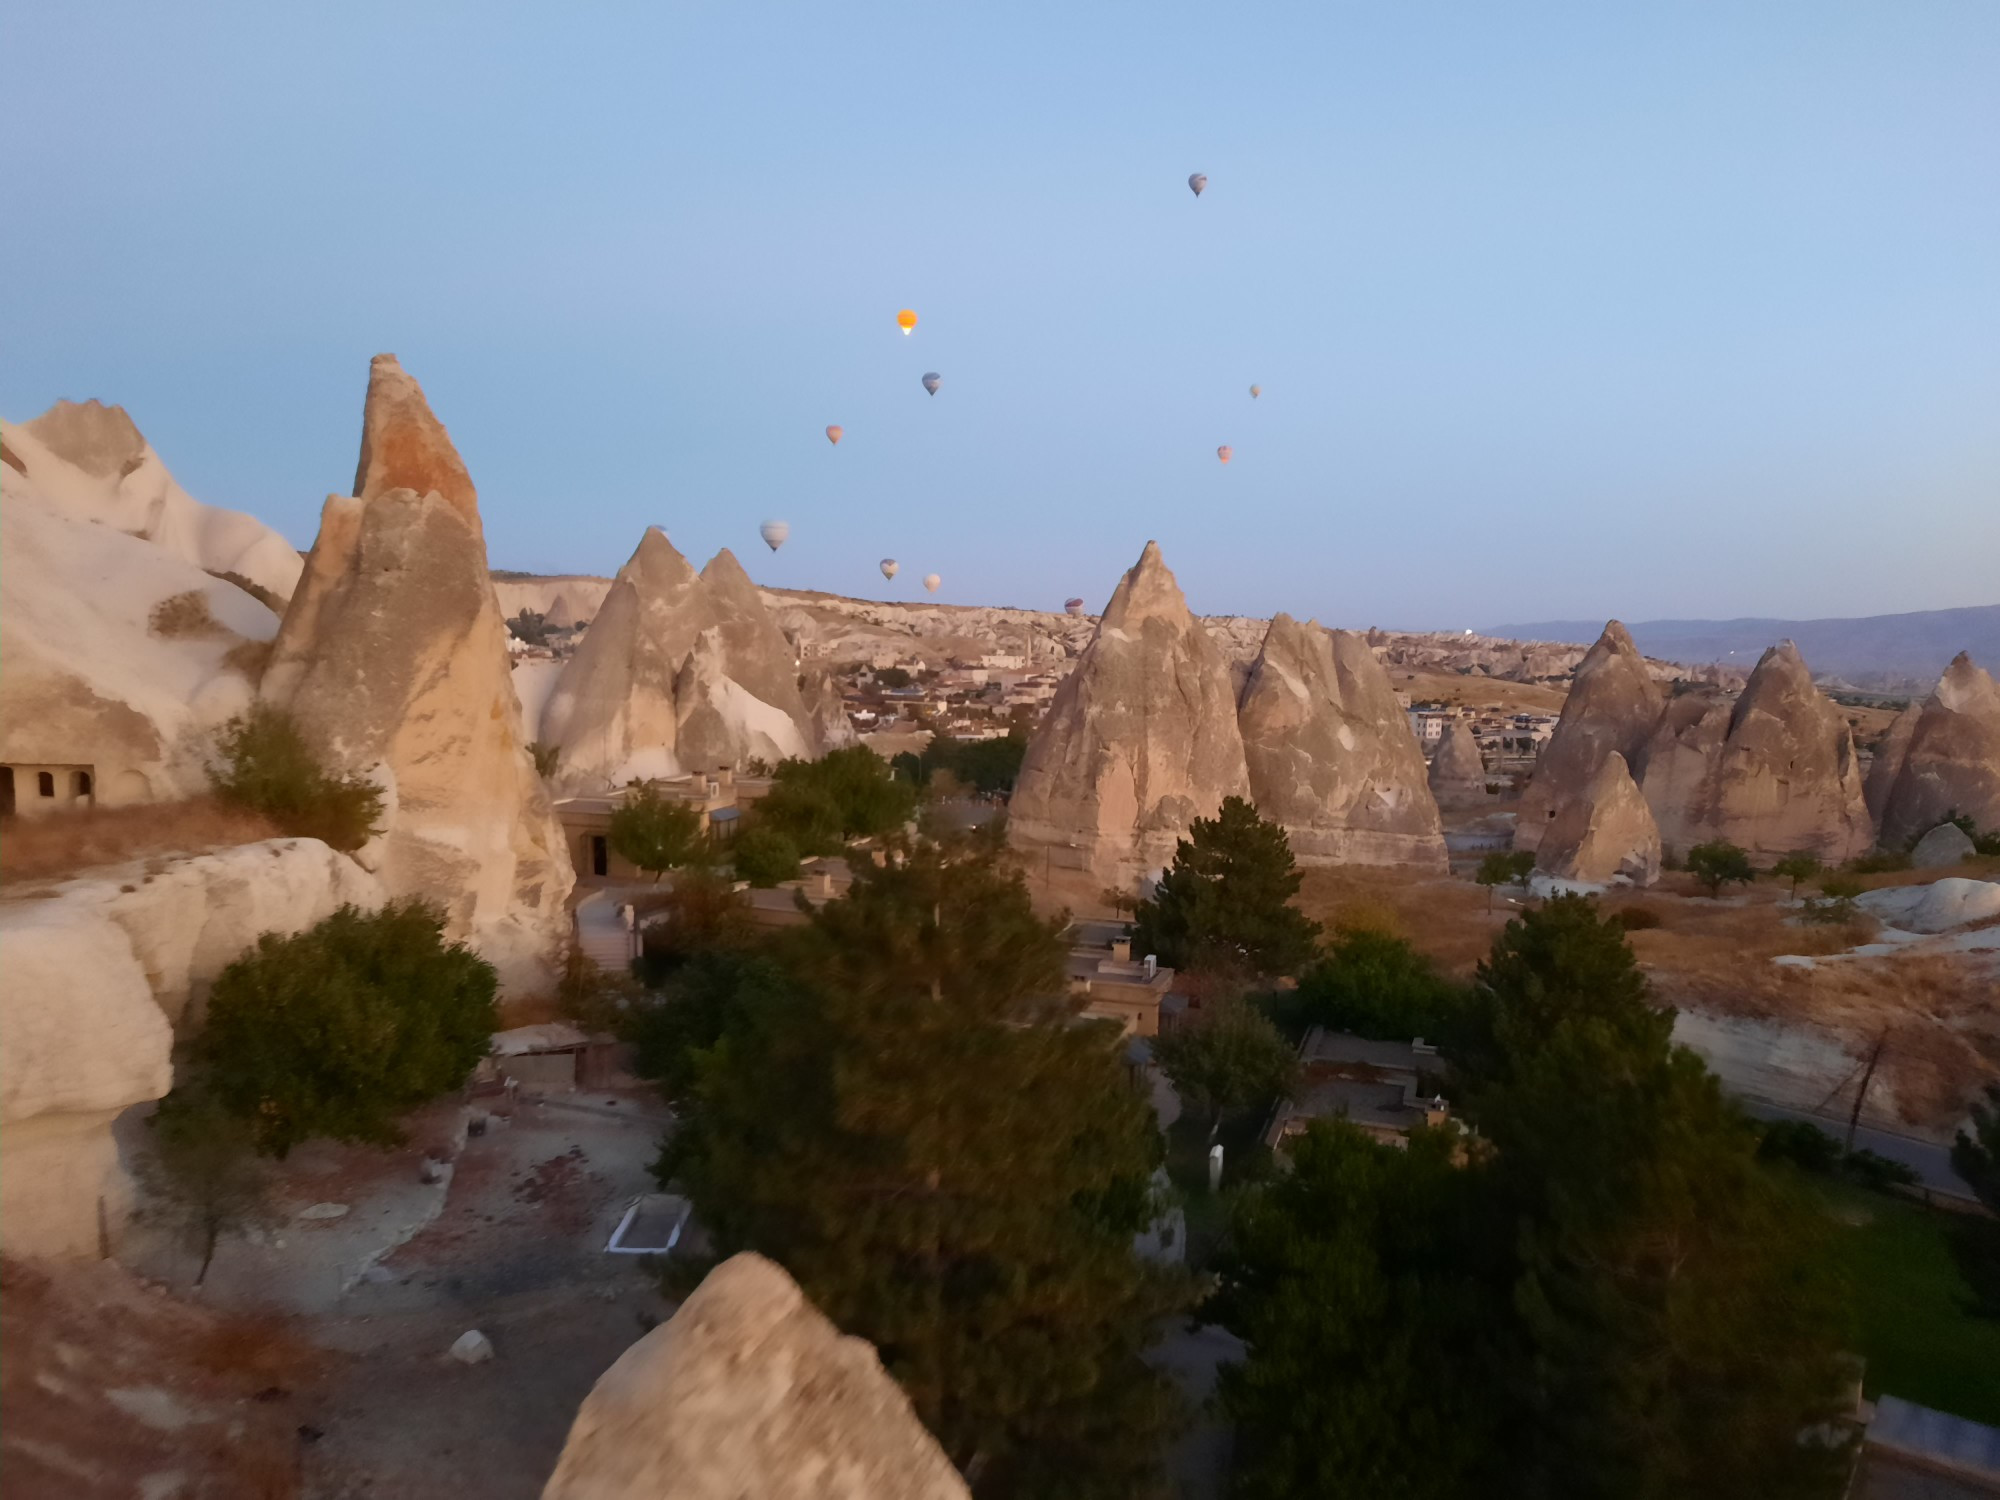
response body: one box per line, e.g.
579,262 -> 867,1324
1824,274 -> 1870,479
1877,654 -> 2000,850
1909,822 -> 1976,870
544,591 -> 580,630
1,493 -> 278,810
0,903 -> 174,1259
2,400 -> 303,602
542,1253 -> 969,1500
261,356 -> 572,995
1515,623 -> 1665,853
1235,615 -> 1446,868
1864,702 -> 1922,824
1426,718 -> 1489,806
803,665 -> 859,750
1534,752 -> 1661,886
540,531 -> 816,789
1641,642 -> 1872,862
1009,542 -> 1251,889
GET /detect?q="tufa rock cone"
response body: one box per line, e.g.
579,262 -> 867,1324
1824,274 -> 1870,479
1009,541 -> 1251,891
1426,717 -> 1489,808
698,547 -> 817,750
1877,652 -> 2000,849
262,357 -> 571,995
1535,752 -> 1661,886
351,354 -> 480,535
674,626 -> 811,772
1236,614 -> 1446,868
1515,622 -> 1665,853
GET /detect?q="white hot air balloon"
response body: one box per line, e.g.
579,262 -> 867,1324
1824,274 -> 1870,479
1188,172 -> 1207,197
923,573 -> 941,593
1065,597 -> 1086,617
880,558 -> 900,580
922,372 -> 942,396
1216,445 -> 1233,464
1249,384 -> 1261,399
826,424 -> 843,445
759,520 -> 790,552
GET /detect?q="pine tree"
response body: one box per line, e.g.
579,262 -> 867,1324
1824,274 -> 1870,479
1132,796 -> 1320,976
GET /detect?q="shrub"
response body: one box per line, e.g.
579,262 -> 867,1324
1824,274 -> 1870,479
221,638 -> 272,682
193,901 -> 498,1157
730,824 -> 801,887
1298,928 -> 1471,1045
1609,905 -> 1661,931
1843,1148 -> 1920,1193
1756,1117 -> 1843,1174
210,704 -> 383,851
1847,849 -> 1911,875
528,741 -> 561,780
1686,839 -> 1756,898
150,590 -> 221,638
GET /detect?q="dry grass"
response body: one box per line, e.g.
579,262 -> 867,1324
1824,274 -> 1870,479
149,589 -> 223,638
1387,669 -> 1567,715
1295,864 -> 1509,975
1,797 -> 280,888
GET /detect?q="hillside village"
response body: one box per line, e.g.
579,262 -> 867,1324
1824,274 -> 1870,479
4,361 -> 1999,1497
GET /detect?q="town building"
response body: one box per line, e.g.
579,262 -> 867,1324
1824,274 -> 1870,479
554,768 -> 769,885
1264,1029 -> 1450,1150
1064,921 -> 1179,1037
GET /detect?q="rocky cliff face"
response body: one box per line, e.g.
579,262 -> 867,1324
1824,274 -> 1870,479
1426,718 -> 1489,806
1642,642 -> 1872,862
1535,752 -> 1661,886
542,1253 -> 969,1500
1864,701 -> 1922,825
1236,615 -> 1446,868
261,356 -> 571,995
1515,622 -> 1666,853
1009,542 -> 1251,890
1878,653 -> 2000,849
2,399 -> 303,602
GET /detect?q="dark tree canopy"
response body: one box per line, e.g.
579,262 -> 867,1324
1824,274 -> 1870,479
756,745 -> 918,855
1298,929 -> 1472,1046
609,783 -> 707,880
1149,991 -> 1297,1141
662,842 -> 1190,1498
195,902 -> 497,1157
1132,797 -> 1321,977
729,823 -> 801,887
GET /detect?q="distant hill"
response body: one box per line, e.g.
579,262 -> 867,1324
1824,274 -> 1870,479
1485,604 -> 2000,693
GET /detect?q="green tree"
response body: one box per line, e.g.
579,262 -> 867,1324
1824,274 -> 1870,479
1686,839 -> 1756,898
631,867 -> 760,982
210,704 -> 383,852
757,746 -> 918,855
1132,797 -> 1321,976
874,665 -> 914,689
1213,1121 -> 1521,1500
1475,849 -> 1537,911
1150,992 -> 1297,1142
507,608 -> 550,646
729,823 -> 801,887
139,1084 -> 274,1286
1298,929 -> 1471,1046
1953,1083 -> 2000,1216
628,950 -> 794,1107
609,783 -> 707,881
1770,851 -> 1823,898
662,842 -> 1190,1497
194,902 -> 498,1157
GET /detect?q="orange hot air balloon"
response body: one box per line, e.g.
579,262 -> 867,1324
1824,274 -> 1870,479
896,309 -> 919,336
826,425 -> 843,445
1217,445 -> 1233,464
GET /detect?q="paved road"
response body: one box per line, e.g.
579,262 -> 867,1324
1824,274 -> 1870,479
1735,1097 -> 1976,1202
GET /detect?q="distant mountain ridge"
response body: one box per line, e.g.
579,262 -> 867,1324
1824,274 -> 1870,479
1484,605 -> 2000,692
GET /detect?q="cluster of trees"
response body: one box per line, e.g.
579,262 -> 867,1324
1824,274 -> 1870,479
505,608 -> 552,646
891,731 -> 1030,798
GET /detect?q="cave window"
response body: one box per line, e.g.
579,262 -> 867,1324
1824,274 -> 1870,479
74,770 -> 93,798
591,835 -> 609,878
37,772 -> 55,797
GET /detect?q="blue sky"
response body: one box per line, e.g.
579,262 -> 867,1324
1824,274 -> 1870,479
5,2 -> 1995,627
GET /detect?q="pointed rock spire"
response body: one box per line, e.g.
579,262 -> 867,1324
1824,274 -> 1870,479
1515,621 -> 1666,853
674,627 -> 811,772
352,354 -> 480,534
1237,614 -> 1446,868
1878,652 -> 2000,848
1864,700 -> 1922,825
699,548 -> 816,749
1536,752 -> 1660,886
1009,541 -> 1250,892
1427,717 -> 1488,807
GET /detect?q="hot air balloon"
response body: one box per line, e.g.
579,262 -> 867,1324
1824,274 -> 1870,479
1216,446 -> 1233,464
880,558 -> 900,580
1065,597 -> 1086,617
826,425 -> 843,445
760,520 -> 790,551
922,372 -> 941,396
923,573 -> 941,593
1188,172 -> 1207,197
897,309 -> 918,336
1249,384 -> 1261,399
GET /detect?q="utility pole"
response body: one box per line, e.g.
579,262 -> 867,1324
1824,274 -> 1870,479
1846,1033 -> 1888,1153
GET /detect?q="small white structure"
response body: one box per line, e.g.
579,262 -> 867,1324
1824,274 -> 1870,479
607,1193 -> 693,1256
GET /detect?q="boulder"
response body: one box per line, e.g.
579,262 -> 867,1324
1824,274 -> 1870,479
1426,718 -> 1489,806
1854,877 -> 2000,933
1515,622 -> 1665,853
1,495 -> 278,810
1535,752 -> 1660,886
1008,542 -> 1251,890
1236,614 -> 1446,868
541,1253 -> 968,1500
449,1329 -> 495,1365
1878,653 -> 2000,850
1642,641 -> 1874,862
261,357 -> 572,996
1,399 -> 303,602
1864,702 -> 1922,824
1909,821 -> 1976,870
0,903 -> 173,1259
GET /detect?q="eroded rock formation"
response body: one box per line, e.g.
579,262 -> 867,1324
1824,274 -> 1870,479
261,356 -> 571,994
1535,752 -> 1661,886
542,1253 -> 969,1500
1009,542 -> 1250,889
1878,654 -> 2000,850
1864,702 -> 1922,825
675,628 -> 810,772
1641,642 -> 1872,862
1426,718 -> 1489,807
1236,614 -> 1446,868
1515,622 -> 1665,853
